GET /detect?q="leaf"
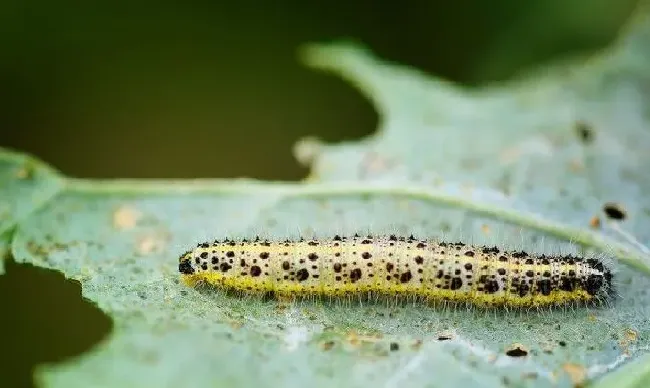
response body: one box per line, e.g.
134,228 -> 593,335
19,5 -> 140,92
0,148 -> 64,274
297,3 -> 650,243
5,2 -> 650,387
590,352 -> 650,388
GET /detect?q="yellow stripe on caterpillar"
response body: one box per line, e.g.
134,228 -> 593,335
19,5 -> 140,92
178,234 -> 614,308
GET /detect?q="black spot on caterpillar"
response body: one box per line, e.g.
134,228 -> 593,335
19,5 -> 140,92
178,234 -> 615,308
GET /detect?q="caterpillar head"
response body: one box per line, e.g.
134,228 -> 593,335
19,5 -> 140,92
178,250 -> 195,275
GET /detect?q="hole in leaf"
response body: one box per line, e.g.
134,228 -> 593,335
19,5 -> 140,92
505,344 -> 529,357
0,255 -> 113,388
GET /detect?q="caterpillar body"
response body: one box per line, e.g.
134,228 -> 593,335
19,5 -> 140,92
178,234 -> 614,308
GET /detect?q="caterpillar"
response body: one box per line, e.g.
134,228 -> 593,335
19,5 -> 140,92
177,234 -> 614,308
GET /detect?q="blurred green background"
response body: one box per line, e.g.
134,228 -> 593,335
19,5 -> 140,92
0,1 -> 641,387
1,0 -> 638,180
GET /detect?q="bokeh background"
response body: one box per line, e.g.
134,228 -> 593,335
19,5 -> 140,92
0,1 -> 641,387
1,0 -> 639,180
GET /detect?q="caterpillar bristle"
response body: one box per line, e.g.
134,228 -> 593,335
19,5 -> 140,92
179,234 -> 615,310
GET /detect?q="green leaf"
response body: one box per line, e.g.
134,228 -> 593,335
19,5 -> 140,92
8,175 -> 650,387
589,352 -> 650,388
5,1 -> 650,387
0,148 -> 64,274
